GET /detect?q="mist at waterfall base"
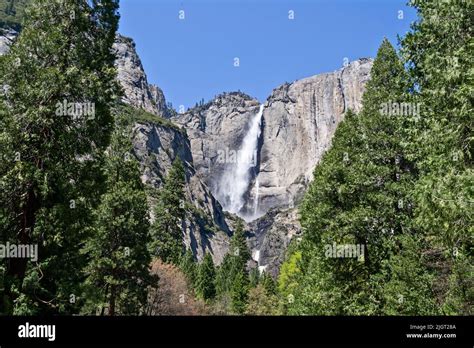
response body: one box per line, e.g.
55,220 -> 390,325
216,105 -> 264,222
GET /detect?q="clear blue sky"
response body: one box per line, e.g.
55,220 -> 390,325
119,0 -> 417,109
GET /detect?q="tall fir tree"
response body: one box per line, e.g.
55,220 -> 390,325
214,219 -> 251,311
292,39 -> 426,314
82,119 -> 157,316
215,253 -> 234,297
150,158 -> 186,264
230,220 -> 251,268
401,0 -> 473,315
180,249 -> 197,287
230,270 -> 249,314
0,0 -> 119,314
196,253 -> 216,301
249,267 -> 260,288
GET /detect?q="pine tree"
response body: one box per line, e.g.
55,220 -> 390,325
249,267 -> 260,288
195,253 -> 216,301
294,39 -> 415,314
0,0 -> 119,314
230,270 -> 249,314
401,0 -> 473,315
230,220 -> 251,268
180,249 -> 197,287
215,253 -> 234,297
83,121 -> 157,316
150,158 -> 186,264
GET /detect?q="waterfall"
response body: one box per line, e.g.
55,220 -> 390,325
218,104 -> 264,218
252,249 -> 260,262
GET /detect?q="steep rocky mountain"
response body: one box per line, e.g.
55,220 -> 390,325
113,36 -> 233,263
171,60 -> 372,275
255,59 -> 373,215
0,28 -> 373,275
114,35 -> 173,118
0,30 -> 232,264
174,60 -> 372,217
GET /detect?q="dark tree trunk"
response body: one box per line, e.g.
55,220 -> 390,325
7,186 -> 39,281
3,186 -> 39,313
109,285 -> 116,316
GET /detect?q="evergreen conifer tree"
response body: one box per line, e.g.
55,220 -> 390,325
401,0 -> 473,315
180,249 -> 197,287
83,121 -> 156,315
150,158 -> 186,264
0,0 -> 119,314
196,253 -> 216,301
294,39 -> 417,314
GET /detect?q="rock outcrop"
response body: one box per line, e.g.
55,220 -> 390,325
114,35 -> 172,118
255,59 -> 373,215
172,92 -> 261,205
0,28 -> 16,55
131,121 -> 232,264
174,59 -> 373,219
247,208 -> 301,278
0,32 -> 172,121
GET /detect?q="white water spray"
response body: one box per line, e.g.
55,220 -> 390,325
218,105 -> 264,218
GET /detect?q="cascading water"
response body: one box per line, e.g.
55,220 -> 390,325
217,104 -> 264,219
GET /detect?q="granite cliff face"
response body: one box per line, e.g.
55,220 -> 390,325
169,60 -> 372,274
113,35 -> 172,118
131,121 -> 232,263
114,36 -> 232,264
255,59 -> 373,215
0,28 -> 16,55
172,92 -> 261,216
174,59 -> 373,220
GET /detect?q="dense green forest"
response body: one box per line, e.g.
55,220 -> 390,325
279,0 -> 473,315
0,0 -> 472,315
0,0 -> 30,30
